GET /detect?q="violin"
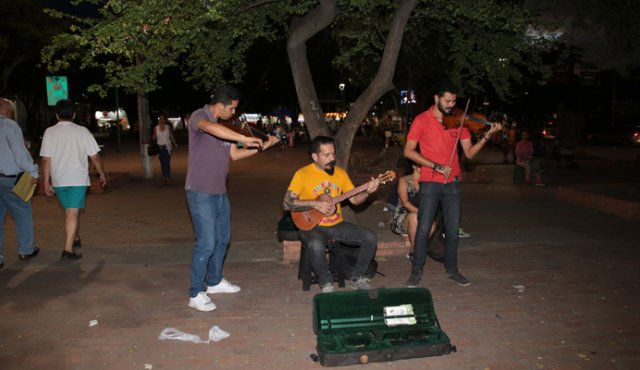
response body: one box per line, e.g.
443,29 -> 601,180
217,118 -> 272,150
442,108 -> 495,133
218,120 -> 269,140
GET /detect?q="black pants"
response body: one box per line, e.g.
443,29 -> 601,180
299,222 -> 377,284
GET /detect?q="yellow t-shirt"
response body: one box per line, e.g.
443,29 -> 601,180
287,163 -> 355,227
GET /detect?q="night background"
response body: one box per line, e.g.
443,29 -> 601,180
1,2 -> 639,368
1,0 -> 639,146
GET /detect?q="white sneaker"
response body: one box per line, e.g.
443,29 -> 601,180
206,278 -> 241,294
350,277 -> 372,290
320,283 -> 335,293
188,292 -> 217,312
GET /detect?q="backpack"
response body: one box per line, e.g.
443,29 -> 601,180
390,205 -> 408,235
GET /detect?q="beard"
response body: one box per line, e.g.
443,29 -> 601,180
324,160 -> 337,175
437,101 -> 453,115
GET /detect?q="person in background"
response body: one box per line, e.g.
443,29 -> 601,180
0,98 -> 40,269
152,112 -> 178,186
383,115 -> 393,148
507,122 -> 518,162
181,112 -> 190,130
40,99 -> 108,260
501,122 -> 517,163
395,161 -> 445,262
515,132 -> 544,186
396,161 -> 421,256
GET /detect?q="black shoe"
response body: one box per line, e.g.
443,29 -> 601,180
18,247 -> 39,260
406,267 -> 422,288
447,270 -> 471,286
73,238 -> 82,248
0,261 -> 4,269
61,250 -> 83,260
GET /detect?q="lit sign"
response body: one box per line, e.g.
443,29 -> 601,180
400,90 -> 416,105
46,76 -> 68,106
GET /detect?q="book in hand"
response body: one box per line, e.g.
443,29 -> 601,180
12,172 -> 37,202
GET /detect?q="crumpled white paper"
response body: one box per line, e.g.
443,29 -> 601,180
158,325 -> 230,344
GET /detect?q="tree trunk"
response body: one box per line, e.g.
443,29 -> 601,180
287,0 -> 336,140
334,0 -> 417,170
137,85 -> 153,179
135,53 -> 153,179
287,0 -> 417,170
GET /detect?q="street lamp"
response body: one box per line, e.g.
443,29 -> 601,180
338,83 -> 346,114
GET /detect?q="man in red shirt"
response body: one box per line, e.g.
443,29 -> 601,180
404,80 -> 502,287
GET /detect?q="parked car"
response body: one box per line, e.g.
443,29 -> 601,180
587,125 -> 640,146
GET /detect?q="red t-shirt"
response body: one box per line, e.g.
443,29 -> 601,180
407,106 -> 470,183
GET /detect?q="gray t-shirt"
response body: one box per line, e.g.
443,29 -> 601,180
185,105 -> 231,194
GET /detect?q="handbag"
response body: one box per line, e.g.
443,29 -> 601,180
390,205 -> 408,235
147,141 -> 160,156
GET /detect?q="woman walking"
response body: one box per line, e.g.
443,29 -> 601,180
152,113 -> 177,185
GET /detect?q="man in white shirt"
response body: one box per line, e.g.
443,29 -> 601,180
40,99 -> 107,260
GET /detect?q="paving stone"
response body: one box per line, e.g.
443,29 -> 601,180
1,139 -> 638,369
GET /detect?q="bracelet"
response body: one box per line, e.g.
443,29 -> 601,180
433,163 -> 441,171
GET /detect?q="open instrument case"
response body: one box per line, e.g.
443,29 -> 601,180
312,288 -> 456,366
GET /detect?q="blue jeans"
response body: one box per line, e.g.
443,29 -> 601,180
298,221 -> 377,284
0,177 -> 36,265
186,191 -> 230,298
158,147 -> 171,179
413,181 -> 462,273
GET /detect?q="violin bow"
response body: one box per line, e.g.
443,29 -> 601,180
238,120 -> 269,141
444,98 -> 471,183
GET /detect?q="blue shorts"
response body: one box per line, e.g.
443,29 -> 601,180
54,186 -> 88,209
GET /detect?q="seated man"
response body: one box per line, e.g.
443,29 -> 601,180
515,132 -> 544,186
283,136 -> 380,292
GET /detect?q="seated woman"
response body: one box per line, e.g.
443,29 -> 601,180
395,162 -> 441,261
515,132 -> 544,186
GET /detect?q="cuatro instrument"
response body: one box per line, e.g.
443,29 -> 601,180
291,170 -> 396,230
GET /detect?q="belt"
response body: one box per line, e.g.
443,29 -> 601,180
0,174 -> 17,178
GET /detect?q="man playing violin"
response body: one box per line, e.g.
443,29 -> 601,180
404,79 -> 502,287
283,136 -> 380,292
185,85 -> 279,312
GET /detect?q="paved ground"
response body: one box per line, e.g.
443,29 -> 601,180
1,135 -> 639,370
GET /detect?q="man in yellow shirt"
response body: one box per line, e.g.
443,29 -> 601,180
283,136 -> 380,292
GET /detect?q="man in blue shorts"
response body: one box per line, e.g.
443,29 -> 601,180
40,99 -> 107,260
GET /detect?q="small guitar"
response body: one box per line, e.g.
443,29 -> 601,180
291,170 -> 396,231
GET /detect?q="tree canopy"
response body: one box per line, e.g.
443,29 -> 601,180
42,0 -> 557,169
1,0 -> 63,96
333,0 -> 553,101
531,0 -> 640,74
